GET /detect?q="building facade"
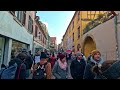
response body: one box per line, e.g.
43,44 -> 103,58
33,17 -> 47,54
0,11 -> 33,66
50,37 -> 57,53
62,11 -> 106,54
82,11 -> 119,60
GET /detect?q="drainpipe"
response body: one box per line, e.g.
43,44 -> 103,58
114,15 -> 119,60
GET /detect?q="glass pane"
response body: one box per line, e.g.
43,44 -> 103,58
11,40 -> 28,59
0,37 -> 5,66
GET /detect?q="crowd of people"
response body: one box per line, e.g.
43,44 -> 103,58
0,48 -> 120,79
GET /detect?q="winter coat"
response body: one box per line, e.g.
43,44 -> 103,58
16,52 -> 33,70
9,58 -> 26,79
70,59 -> 86,79
52,61 -> 68,79
24,53 -> 33,70
70,56 -> 76,61
87,55 -> 91,63
33,60 -> 52,79
95,60 -> 120,79
83,57 -> 104,79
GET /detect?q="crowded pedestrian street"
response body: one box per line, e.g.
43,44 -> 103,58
0,11 -> 120,79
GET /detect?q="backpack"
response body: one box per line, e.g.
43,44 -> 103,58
0,63 -> 17,79
33,62 -> 48,79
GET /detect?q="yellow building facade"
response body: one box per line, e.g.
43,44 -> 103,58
62,11 -> 106,54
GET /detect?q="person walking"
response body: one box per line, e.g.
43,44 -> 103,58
70,52 -> 86,79
10,52 -> 27,79
87,53 -> 92,63
52,54 -> 69,79
21,48 -> 33,79
34,50 -> 41,64
33,52 -> 52,79
71,52 -> 76,61
83,50 -> 104,79
50,53 -> 57,69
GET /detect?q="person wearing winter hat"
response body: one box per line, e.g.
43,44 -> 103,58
33,52 -> 52,79
52,54 -> 69,79
70,52 -> 86,79
92,60 -> 120,79
83,50 -> 104,79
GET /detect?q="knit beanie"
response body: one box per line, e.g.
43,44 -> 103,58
91,50 -> 101,59
40,52 -> 47,59
76,52 -> 83,57
59,54 -> 65,60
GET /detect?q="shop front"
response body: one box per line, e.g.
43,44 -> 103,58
11,40 -> 28,59
0,11 -> 33,66
33,41 -> 44,55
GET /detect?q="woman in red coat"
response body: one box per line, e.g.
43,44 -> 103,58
50,53 -> 56,69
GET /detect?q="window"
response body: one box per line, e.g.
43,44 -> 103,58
73,33 -> 74,41
14,11 -> 26,26
78,11 -> 80,21
78,26 -> 80,39
11,40 -> 28,59
72,21 -> 74,30
15,11 -> 22,22
41,34 -> 42,41
28,16 -> 33,33
77,44 -> 81,51
22,11 -> 26,26
39,32 -> 41,39
0,37 -> 5,66
35,25 -> 38,37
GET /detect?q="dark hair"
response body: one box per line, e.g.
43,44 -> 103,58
52,53 -> 55,57
1,64 -> 6,68
17,52 -> 27,61
36,50 -> 40,53
59,54 -> 65,61
40,52 -> 47,59
28,50 -> 31,54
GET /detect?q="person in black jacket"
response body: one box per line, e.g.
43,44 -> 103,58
21,48 -> 33,79
9,52 -> 27,79
70,52 -> 86,79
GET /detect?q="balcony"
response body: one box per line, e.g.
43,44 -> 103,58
83,11 -> 115,34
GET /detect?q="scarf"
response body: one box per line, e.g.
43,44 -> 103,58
90,57 -> 104,66
58,59 -> 67,70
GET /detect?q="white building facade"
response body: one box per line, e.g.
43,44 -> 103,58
0,11 -> 33,66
